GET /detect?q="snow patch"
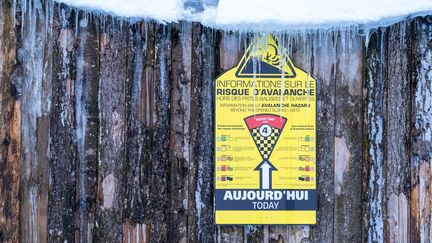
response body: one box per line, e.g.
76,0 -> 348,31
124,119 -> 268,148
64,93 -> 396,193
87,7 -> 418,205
56,0 -> 432,30
59,0 -> 184,22
215,0 -> 432,30
102,174 -> 116,209
387,193 -> 409,242
334,136 -> 350,195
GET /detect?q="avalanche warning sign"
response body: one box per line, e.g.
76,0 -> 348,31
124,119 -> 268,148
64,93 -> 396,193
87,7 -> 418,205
215,35 -> 317,225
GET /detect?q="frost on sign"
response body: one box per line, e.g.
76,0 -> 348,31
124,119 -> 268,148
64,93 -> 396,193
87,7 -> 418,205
214,35 -> 317,225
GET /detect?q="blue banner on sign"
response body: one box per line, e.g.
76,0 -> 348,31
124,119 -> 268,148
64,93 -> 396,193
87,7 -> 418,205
214,189 -> 316,211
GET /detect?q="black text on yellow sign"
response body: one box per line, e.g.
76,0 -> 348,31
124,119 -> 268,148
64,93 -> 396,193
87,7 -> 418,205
215,35 -> 317,225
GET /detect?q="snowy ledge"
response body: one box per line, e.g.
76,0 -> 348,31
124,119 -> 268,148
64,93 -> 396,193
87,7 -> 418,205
58,0 -> 432,31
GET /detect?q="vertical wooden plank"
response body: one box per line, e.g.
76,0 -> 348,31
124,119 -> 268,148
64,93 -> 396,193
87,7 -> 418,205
48,5 -> 76,242
122,21 -> 151,243
289,30 -> 336,242
383,22 -> 411,243
310,29 -> 336,243
410,16 -> 432,243
18,0 -> 53,242
75,11 -> 100,243
96,16 -> 127,242
5,2 -> 432,242
188,23 -> 216,242
167,21 -> 192,242
364,30 -> 385,242
187,22 -> 201,243
148,23 -> 171,242
219,226 -> 244,242
0,0 -> 19,242
219,30 -> 244,71
244,225 -> 264,242
288,225 -> 310,242
217,30 -> 246,243
269,226 -> 288,242
140,21 -> 155,242
333,28 -> 364,243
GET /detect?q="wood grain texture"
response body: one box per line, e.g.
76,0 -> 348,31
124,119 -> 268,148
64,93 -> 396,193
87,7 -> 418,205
0,1 -> 431,242
0,1 -> 19,242
148,23 -> 171,242
333,28 -> 364,243
289,30 -> 337,243
18,0 -> 53,242
74,11 -> 100,243
123,22 -> 149,243
410,16 -> 432,243
218,30 -> 248,243
167,21 -> 192,242
96,16 -> 127,242
188,23 -> 217,242
48,6 -> 76,242
364,30 -> 385,243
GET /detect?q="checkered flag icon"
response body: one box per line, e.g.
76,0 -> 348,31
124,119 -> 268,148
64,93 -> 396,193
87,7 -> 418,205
250,127 -> 281,159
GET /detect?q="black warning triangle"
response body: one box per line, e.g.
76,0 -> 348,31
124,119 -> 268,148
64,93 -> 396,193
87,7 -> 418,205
238,58 -> 294,77
235,35 -> 296,78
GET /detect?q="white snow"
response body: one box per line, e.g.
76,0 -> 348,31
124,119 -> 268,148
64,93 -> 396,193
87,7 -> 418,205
58,0 -> 432,30
215,0 -> 432,30
59,0 -> 184,22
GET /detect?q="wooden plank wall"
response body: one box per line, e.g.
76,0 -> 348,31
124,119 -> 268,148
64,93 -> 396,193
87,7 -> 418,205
0,1 -> 431,242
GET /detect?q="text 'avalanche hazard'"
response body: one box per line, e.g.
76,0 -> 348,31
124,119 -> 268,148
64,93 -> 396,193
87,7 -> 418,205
214,35 -> 317,225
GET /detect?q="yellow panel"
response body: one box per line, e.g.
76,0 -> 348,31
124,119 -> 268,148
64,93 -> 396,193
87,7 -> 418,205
215,211 -> 316,225
214,34 -> 317,225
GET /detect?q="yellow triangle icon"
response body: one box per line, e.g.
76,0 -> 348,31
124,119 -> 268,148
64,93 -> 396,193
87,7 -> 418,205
235,35 -> 296,78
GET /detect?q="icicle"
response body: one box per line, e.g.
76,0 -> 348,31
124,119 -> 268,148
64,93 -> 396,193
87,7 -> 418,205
44,0 -> 48,32
75,9 -> 79,38
364,27 -> 371,50
60,8 -> 66,28
21,0 -> 26,36
399,21 -> 406,47
12,0 -> 16,26
251,33 -> 258,117
277,33 -> 286,119
75,13 -> 87,240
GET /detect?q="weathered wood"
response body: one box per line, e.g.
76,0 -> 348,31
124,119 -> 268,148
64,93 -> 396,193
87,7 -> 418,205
148,23 -> 172,242
333,28 -> 364,243
74,11 -> 100,242
268,225 -> 288,242
122,21 -> 149,243
288,30 -> 337,243
364,30 -> 385,242
96,16 -> 127,242
18,0 -> 53,242
142,22 -> 156,233
311,31 -> 336,243
142,21 -> 156,129
188,23 -> 216,242
410,16 -> 432,243
383,22 -> 411,243
48,6 -> 76,242
219,226 -> 244,242
0,1 -> 19,242
217,30 -> 247,243
244,225 -> 265,243
167,21 -> 192,242
2,1 -> 432,242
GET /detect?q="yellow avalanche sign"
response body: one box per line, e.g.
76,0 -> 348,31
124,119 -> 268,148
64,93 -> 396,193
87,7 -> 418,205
215,35 -> 317,225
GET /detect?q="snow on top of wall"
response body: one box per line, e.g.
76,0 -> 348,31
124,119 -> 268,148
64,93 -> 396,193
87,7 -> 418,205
59,0 -> 184,22
58,0 -> 432,30
215,0 -> 432,30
